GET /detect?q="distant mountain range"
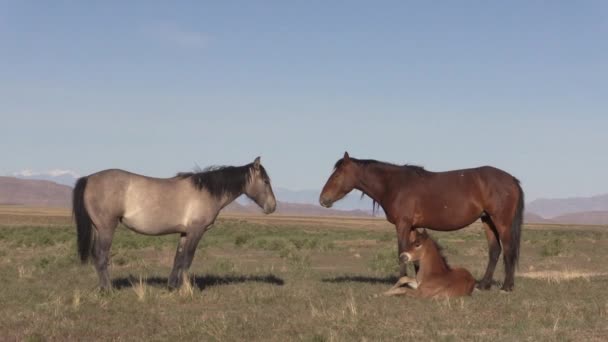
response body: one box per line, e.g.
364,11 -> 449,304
242,187 -> 378,213
0,177 -> 72,208
1,175 -> 607,225
225,200 -> 370,217
527,194 -> 608,218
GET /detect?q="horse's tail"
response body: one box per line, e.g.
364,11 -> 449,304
510,178 -> 524,268
73,177 -> 93,263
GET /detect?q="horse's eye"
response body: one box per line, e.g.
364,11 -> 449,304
264,180 -> 270,185
415,242 -> 421,248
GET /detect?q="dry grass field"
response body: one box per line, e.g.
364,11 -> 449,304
0,205 -> 607,341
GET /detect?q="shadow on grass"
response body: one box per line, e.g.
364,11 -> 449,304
321,275 -> 398,284
112,274 -> 285,290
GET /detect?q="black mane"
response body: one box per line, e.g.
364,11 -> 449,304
177,163 -> 269,198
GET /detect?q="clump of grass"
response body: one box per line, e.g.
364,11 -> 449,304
278,245 -> 311,269
290,238 -> 307,250
179,274 -> 195,299
234,233 -> 253,247
113,255 -> 129,267
72,290 -> 81,309
310,334 -> 328,342
131,276 -> 147,302
35,257 -> 52,270
368,249 -> 399,274
268,239 -> 288,251
18,265 -> 33,279
345,288 -> 358,318
541,238 -> 563,257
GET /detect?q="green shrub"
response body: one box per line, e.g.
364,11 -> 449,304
541,238 -> 563,257
234,233 -> 253,247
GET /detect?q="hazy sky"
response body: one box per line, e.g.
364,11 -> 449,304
1,1 -> 607,201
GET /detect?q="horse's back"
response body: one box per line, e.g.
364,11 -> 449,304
83,169 -> 204,233
84,169 -> 134,216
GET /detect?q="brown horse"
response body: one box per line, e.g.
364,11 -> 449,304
384,229 -> 476,298
319,152 -> 524,291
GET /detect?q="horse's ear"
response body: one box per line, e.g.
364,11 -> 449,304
343,151 -> 350,162
253,156 -> 261,170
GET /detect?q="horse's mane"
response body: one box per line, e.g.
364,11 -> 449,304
334,158 -> 427,176
334,157 -> 427,214
177,163 -> 269,199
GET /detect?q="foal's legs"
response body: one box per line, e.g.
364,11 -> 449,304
384,276 -> 417,296
478,216 -> 501,290
91,219 -> 118,291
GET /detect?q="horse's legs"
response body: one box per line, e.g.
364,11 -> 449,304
180,228 -> 207,278
168,233 -> 187,289
493,219 -> 515,291
498,228 -> 515,291
168,227 -> 208,289
395,221 -> 412,277
477,216 -> 502,290
92,219 -> 118,291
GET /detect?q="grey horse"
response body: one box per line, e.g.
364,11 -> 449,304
72,157 -> 276,290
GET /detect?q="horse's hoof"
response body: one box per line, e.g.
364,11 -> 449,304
98,287 -> 113,296
500,286 -> 514,293
475,282 -> 492,291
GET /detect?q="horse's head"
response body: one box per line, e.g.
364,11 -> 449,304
245,157 -> 276,214
400,229 -> 430,263
319,152 -> 359,208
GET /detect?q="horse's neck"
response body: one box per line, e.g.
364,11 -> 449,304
217,191 -> 244,211
354,166 -> 394,209
418,242 -> 450,279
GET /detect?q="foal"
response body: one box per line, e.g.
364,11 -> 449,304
384,229 -> 475,298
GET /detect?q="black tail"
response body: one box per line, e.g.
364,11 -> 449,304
73,177 -> 93,263
510,179 -> 524,268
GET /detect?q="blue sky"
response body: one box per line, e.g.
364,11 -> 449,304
1,1 -> 607,201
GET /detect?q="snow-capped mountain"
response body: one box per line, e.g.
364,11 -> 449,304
12,169 -> 80,187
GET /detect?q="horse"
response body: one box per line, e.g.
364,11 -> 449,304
383,229 -> 476,298
319,152 -> 524,291
72,157 -> 276,290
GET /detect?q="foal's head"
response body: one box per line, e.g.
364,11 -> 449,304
245,157 -> 277,214
319,152 -> 359,208
400,229 -> 432,263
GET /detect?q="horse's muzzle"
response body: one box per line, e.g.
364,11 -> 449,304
263,203 -> 276,214
319,197 -> 333,208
